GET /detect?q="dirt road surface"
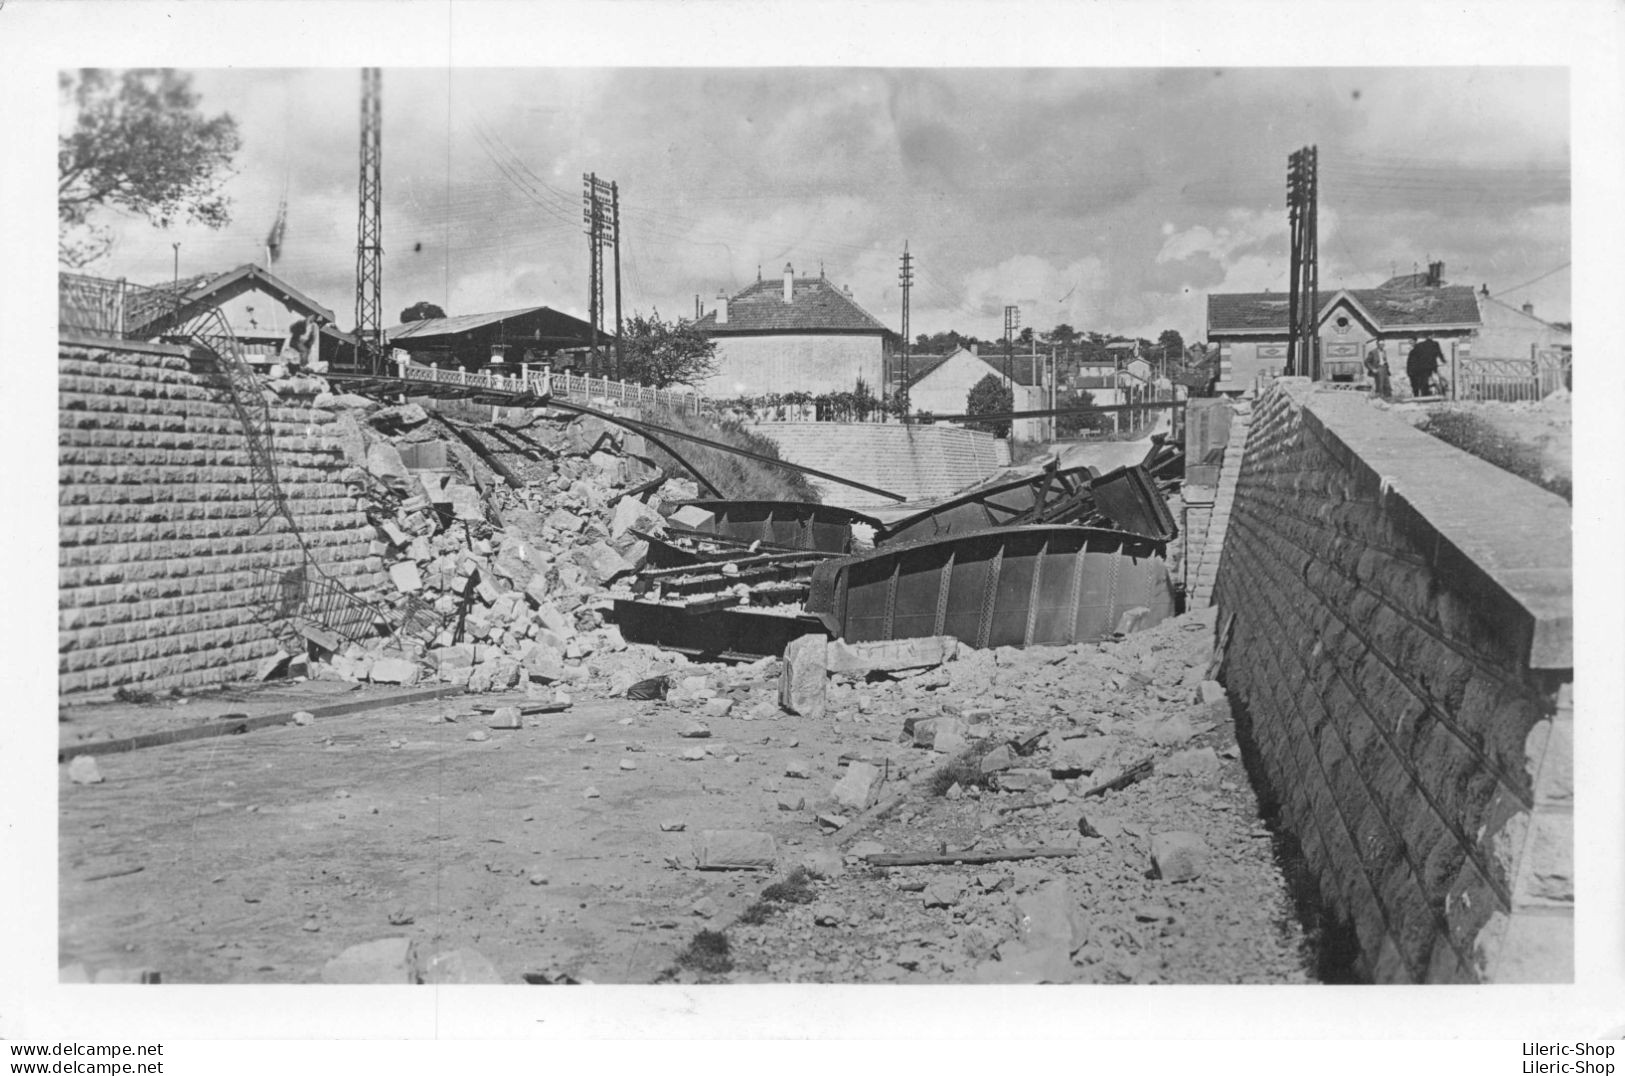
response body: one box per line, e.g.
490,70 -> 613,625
60,607 -> 1316,985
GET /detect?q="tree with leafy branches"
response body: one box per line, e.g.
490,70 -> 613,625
965,373 -> 1013,438
620,310 -> 720,388
400,301 -> 447,323
58,68 -> 241,268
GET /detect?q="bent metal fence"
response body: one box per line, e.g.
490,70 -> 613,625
59,272 -> 174,339
1455,349 -> 1572,403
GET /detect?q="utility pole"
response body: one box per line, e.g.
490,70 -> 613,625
898,241 -> 913,420
583,173 -> 616,378
1003,304 -> 1020,392
171,242 -> 180,321
1286,145 -> 1319,380
355,67 -> 383,373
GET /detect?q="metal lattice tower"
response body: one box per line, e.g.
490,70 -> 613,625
356,67 -> 383,373
583,173 -> 616,377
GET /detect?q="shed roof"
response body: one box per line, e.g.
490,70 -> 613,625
384,306 -> 603,347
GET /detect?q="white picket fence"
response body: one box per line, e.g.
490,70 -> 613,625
396,360 -> 709,415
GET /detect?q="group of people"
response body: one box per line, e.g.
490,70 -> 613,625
1363,335 -> 1446,399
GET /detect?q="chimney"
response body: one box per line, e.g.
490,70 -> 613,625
969,342 -> 978,358
715,292 -> 729,324
1428,260 -> 1444,287
1522,301 -> 1535,317
783,263 -> 794,303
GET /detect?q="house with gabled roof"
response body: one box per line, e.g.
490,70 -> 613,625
131,263 -> 361,367
1470,289 -> 1572,359
1206,263 -> 1482,393
692,263 -> 897,397
905,343 -> 1051,440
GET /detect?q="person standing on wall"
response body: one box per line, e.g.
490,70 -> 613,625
1364,341 -> 1392,399
1406,333 -> 1444,398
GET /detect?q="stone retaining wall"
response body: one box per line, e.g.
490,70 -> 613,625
1213,378 -> 1572,982
59,339 -> 383,695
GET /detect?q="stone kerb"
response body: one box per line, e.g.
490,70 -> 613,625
1213,379 -> 1572,983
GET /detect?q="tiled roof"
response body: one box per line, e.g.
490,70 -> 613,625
900,352 -> 954,386
904,347 -> 1045,389
978,353 -> 1043,387
696,276 -> 890,335
1207,285 -> 1481,334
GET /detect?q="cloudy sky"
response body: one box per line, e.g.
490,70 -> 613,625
69,65 -> 1570,344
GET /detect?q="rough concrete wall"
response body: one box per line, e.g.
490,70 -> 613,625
745,422 -> 1002,509
704,334 -> 885,398
59,341 -> 382,695
1214,378 -> 1571,983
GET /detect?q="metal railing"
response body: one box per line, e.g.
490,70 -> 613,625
396,360 -> 710,415
1455,351 -> 1571,403
59,272 -> 179,340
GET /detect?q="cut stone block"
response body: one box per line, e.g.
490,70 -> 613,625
826,635 -> 958,677
668,504 -> 716,531
447,484 -> 485,523
779,635 -> 827,718
369,658 -> 420,685
1150,831 -> 1209,882
831,760 -> 883,811
320,937 -> 420,984
695,829 -> 777,871
389,561 -> 424,593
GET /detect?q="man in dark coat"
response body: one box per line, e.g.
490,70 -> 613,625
1406,335 -> 1445,397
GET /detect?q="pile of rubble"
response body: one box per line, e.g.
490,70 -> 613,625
297,392 -> 704,698
639,604 -> 1313,984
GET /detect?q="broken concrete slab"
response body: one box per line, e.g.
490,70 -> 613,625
369,658 -> 420,686
320,937 -> 420,984
1198,680 -> 1228,706
610,495 -> 664,540
830,760 -> 883,811
826,635 -> 959,678
695,829 -> 777,871
1162,747 -> 1221,778
668,504 -> 716,531
573,540 -> 634,585
978,744 -> 1016,775
365,443 -> 413,492
911,717 -> 969,751
1150,831 -> 1209,882
779,635 -> 827,719
1050,735 -> 1119,777
447,484 -> 485,523
388,561 -> 424,593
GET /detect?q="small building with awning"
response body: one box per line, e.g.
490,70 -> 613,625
384,307 -> 609,372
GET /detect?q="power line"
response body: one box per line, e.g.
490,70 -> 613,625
1490,261 -> 1571,298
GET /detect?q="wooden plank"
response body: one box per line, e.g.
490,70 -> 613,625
864,845 -> 1085,868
